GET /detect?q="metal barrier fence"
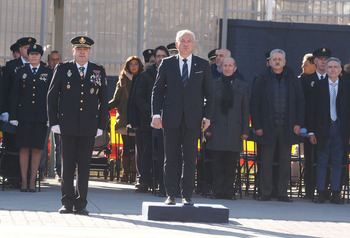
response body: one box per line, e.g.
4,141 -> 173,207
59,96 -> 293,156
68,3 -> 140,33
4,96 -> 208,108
1,0 -> 350,75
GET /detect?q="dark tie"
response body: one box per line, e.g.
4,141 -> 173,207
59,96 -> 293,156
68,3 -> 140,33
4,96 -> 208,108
79,66 -> 85,79
32,67 -> 37,74
182,59 -> 188,86
320,75 -> 324,80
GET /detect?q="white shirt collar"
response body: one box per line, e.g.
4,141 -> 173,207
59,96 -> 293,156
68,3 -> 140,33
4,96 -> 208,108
21,56 -> 29,65
178,54 -> 192,77
316,71 -> 326,80
30,64 -> 40,72
76,62 -> 88,77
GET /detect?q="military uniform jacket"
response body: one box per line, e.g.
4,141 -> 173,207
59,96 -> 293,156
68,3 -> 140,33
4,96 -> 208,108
9,62 -> 52,123
2,57 -> 24,113
47,60 -> 108,137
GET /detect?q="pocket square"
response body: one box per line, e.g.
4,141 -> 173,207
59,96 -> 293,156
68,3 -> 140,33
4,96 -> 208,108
195,71 -> 203,74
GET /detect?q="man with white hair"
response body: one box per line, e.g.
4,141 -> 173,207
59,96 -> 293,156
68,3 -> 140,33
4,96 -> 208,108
152,29 -> 214,206
250,49 -> 305,202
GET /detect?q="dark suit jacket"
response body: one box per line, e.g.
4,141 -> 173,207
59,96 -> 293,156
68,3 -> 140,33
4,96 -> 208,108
307,78 -> 350,149
47,60 -> 108,137
135,63 -> 157,131
9,62 -> 52,123
250,66 -> 305,145
152,55 -> 214,129
2,58 -> 24,113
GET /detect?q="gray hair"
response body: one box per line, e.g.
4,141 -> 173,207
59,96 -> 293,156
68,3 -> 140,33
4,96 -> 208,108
216,48 -> 231,57
326,57 -> 341,68
221,57 -> 236,67
176,29 -> 196,43
270,49 -> 286,59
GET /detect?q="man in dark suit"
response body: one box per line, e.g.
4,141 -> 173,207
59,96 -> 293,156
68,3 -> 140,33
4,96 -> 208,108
47,36 -> 108,215
152,29 -> 214,205
300,48 -> 331,199
307,57 -> 349,204
250,49 -> 305,202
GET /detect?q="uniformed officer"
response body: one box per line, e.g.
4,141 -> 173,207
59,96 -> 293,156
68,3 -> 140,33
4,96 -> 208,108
207,49 -> 217,65
166,42 -> 178,56
47,36 -> 108,215
10,42 -> 21,59
142,49 -> 155,67
9,44 -> 52,192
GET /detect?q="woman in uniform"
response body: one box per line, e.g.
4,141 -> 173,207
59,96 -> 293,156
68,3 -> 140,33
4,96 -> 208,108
9,44 -> 52,192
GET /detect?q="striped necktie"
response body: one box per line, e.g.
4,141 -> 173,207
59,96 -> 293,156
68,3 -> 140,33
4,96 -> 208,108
182,59 -> 188,86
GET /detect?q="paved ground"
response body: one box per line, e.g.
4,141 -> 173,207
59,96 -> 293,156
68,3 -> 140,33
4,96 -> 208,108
0,178 -> 349,238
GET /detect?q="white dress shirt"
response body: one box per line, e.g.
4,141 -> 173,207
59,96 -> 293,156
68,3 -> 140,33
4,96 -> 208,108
76,62 -> 88,78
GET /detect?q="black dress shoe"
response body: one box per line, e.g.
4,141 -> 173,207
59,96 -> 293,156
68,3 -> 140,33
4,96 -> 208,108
20,188 -> 28,192
277,196 -> 293,202
58,205 -> 73,214
28,189 -> 36,193
74,208 -> 89,216
258,195 -> 271,201
182,198 -> 194,206
158,192 -> 166,197
165,196 -> 176,205
223,194 -> 237,200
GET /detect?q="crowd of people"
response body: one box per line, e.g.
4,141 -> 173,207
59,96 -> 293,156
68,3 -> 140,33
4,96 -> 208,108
0,29 -> 349,216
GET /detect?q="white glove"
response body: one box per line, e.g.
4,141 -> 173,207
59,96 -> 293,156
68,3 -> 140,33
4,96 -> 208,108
46,121 -> 49,127
9,120 -> 19,126
2,112 -> 9,122
95,129 -> 103,138
51,125 -> 61,134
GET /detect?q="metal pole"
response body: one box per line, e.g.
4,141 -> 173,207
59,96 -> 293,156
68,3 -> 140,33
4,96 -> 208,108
137,0 -> 145,58
221,0 -> 228,49
40,0 -> 47,45
266,0 -> 273,21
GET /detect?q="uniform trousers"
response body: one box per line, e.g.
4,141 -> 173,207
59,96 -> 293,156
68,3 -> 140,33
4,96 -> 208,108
163,118 -> 200,199
316,121 -> 343,191
260,126 -> 291,197
60,135 -> 95,209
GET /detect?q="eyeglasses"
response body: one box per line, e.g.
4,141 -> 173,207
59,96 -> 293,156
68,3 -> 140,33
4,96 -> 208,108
155,54 -> 167,58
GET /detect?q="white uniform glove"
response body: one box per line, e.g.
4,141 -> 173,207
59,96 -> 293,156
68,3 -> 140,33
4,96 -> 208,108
9,120 -> 19,126
2,112 -> 9,122
95,129 -> 103,138
46,121 -> 49,127
51,125 -> 61,134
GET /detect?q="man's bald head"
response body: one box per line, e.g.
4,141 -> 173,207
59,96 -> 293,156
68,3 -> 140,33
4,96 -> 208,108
216,49 -> 231,67
222,57 -> 237,77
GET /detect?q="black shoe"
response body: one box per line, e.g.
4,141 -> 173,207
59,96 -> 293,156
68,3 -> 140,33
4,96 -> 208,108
20,188 -> 28,192
165,196 -> 176,205
135,183 -> 148,193
182,198 -> 194,206
314,190 -> 326,204
258,195 -> 271,201
58,205 -> 73,214
210,194 -> 222,199
74,208 -> 89,216
330,191 -> 344,205
277,196 -> 293,202
223,194 -> 236,200
303,194 -> 312,200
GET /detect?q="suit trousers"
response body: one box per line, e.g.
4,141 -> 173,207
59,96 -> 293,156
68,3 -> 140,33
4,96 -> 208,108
60,135 -> 95,209
210,150 -> 238,196
316,121 -> 343,191
260,126 -> 291,197
303,139 -> 316,196
139,130 -> 153,184
163,119 -> 200,198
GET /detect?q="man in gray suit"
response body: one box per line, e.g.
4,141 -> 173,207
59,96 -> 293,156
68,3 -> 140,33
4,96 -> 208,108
152,29 -> 214,205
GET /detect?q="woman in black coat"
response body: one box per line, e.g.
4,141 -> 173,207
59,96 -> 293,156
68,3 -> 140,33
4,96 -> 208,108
9,44 -> 52,192
205,57 -> 249,200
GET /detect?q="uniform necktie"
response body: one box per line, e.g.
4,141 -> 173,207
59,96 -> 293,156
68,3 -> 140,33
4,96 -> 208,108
330,82 -> 337,121
32,67 -> 37,74
320,75 -> 324,80
182,59 -> 188,86
79,66 -> 85,79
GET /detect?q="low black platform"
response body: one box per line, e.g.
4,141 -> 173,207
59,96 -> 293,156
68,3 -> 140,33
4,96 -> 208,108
142,202 -> 229,223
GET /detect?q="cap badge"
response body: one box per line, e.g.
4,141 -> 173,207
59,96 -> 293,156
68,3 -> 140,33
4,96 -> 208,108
67,70 -> 72,77
148,50 -> 152,54
322,48 -> 326,52
33,45 -> 37,49
79,37 -> 86,44
28,38 -> 32,42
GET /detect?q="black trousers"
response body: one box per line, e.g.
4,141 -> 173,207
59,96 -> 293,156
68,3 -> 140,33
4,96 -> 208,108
60,135 -> 95,209
163,120 -> 200,198
210,150 -> 238,196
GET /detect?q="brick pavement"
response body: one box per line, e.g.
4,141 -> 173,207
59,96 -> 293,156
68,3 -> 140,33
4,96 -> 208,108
0,178 -> 349,238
